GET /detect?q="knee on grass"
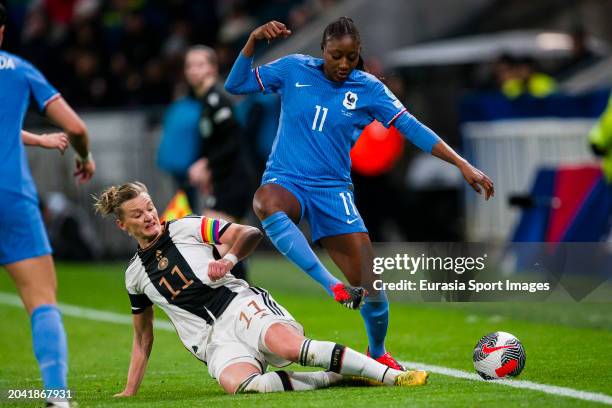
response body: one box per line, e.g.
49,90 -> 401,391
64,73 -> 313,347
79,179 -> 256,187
219,363 -> 262,394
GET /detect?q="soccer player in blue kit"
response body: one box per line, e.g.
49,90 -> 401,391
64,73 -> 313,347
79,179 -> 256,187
225,17 -> 494,369
0,4 -> 95,407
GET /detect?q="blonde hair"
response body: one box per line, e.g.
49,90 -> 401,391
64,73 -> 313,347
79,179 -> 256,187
94,181 -> 149,219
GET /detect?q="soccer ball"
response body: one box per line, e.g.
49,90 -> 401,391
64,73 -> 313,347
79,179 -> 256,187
473,331 -> 526,380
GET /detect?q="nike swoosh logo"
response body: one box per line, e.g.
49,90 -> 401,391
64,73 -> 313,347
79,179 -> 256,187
346,218 -> 360,224
295,82 -> 312,87
482,344 -> 514,354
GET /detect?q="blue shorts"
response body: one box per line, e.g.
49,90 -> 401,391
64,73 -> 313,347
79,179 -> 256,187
0,193 -> 52,265
261,175 -> 368,242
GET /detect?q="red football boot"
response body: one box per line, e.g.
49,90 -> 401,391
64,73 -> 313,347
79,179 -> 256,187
367,349 -> 406,371
331,283 -> 367,310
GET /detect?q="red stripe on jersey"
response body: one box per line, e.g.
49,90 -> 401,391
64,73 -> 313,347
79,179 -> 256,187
255,67 -> 265,91
387,108 -> 407,127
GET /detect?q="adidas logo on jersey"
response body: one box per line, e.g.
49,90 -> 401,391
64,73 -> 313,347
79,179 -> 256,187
0,56 -> 16,70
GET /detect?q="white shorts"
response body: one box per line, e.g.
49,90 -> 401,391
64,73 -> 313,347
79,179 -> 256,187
205,287 -> 303,379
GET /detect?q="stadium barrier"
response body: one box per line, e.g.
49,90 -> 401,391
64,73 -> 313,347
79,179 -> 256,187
460,90 -> 610,241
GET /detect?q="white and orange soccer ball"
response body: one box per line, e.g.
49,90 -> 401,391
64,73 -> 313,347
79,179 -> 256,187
473,331 -> 526,379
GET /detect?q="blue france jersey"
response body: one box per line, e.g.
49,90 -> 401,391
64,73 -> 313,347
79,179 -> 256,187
0,51 -> 59,200
255,54 -> 406,186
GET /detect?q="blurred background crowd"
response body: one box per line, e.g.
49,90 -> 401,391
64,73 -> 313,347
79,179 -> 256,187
2,0 -> 337,107
3,0 -> 612,258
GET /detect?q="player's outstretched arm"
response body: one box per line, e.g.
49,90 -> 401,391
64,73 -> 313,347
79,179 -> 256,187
21,130 -> 68,154
208,224 -> 263,281
392,112 -> 494,200
115,307 -> 154,397
224,21 -> 291,95
431,141 -> 495,200
45,96 -> 96,184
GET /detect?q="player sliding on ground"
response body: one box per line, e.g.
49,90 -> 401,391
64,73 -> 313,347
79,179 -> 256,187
94,182 -> 428,395
224,17 -> 495,370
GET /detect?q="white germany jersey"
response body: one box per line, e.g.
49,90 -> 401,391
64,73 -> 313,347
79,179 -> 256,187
125,216 -> 249,361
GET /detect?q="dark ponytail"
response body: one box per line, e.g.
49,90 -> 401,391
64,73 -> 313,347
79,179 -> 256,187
321,16 -> 366,71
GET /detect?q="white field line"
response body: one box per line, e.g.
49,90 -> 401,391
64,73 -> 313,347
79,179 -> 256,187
0,292 -> 174,331
401,360 -> 612,405
1,291 -> 611,405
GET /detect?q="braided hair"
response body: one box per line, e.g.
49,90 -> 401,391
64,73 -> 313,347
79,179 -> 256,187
320,16 -> 365,71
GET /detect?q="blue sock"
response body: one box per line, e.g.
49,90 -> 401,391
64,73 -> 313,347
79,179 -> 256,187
31,305 -> 68,390
262,211 -> 340,296
361,293 -> 389,358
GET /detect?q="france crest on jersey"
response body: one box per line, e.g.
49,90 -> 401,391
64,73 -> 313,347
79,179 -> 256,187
254,54 -> 407,187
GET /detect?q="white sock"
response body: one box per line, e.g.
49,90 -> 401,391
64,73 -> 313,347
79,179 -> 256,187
236,370 -> 342,393
298,339 -> 402,385
285,371 -> 343,391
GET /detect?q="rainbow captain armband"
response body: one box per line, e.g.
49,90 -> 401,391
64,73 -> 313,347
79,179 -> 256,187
201,217 -> 223,244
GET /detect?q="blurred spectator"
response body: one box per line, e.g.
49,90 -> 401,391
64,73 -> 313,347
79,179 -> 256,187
494,55 -> 557,99
184,45 -> 253,220
590,92 -> 612,183
65,49 -> 110,106
2,0 -> 337,108
162,19 -> 191,60
141,57 -> 173,104
184,45 -> 253,280
43,0 -> 79,25
157,47 -> 206,210
588,92 -> 612,242
218,2 -> 257,47
119,12 -> 159,65
20,7 -> 60,79
64,15 -> 105,52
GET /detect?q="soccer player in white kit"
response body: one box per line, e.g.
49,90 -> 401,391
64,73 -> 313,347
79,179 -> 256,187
95,182 -> 428,395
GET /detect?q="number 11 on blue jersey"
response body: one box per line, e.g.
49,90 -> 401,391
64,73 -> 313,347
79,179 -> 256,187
312,105 -> 328,132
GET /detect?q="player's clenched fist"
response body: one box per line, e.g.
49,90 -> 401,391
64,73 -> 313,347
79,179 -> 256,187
250,20 -> 291,42
208,259 -> 234,281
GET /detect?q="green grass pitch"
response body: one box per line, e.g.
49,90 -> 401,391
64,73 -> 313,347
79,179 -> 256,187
1,257 -> 611,407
